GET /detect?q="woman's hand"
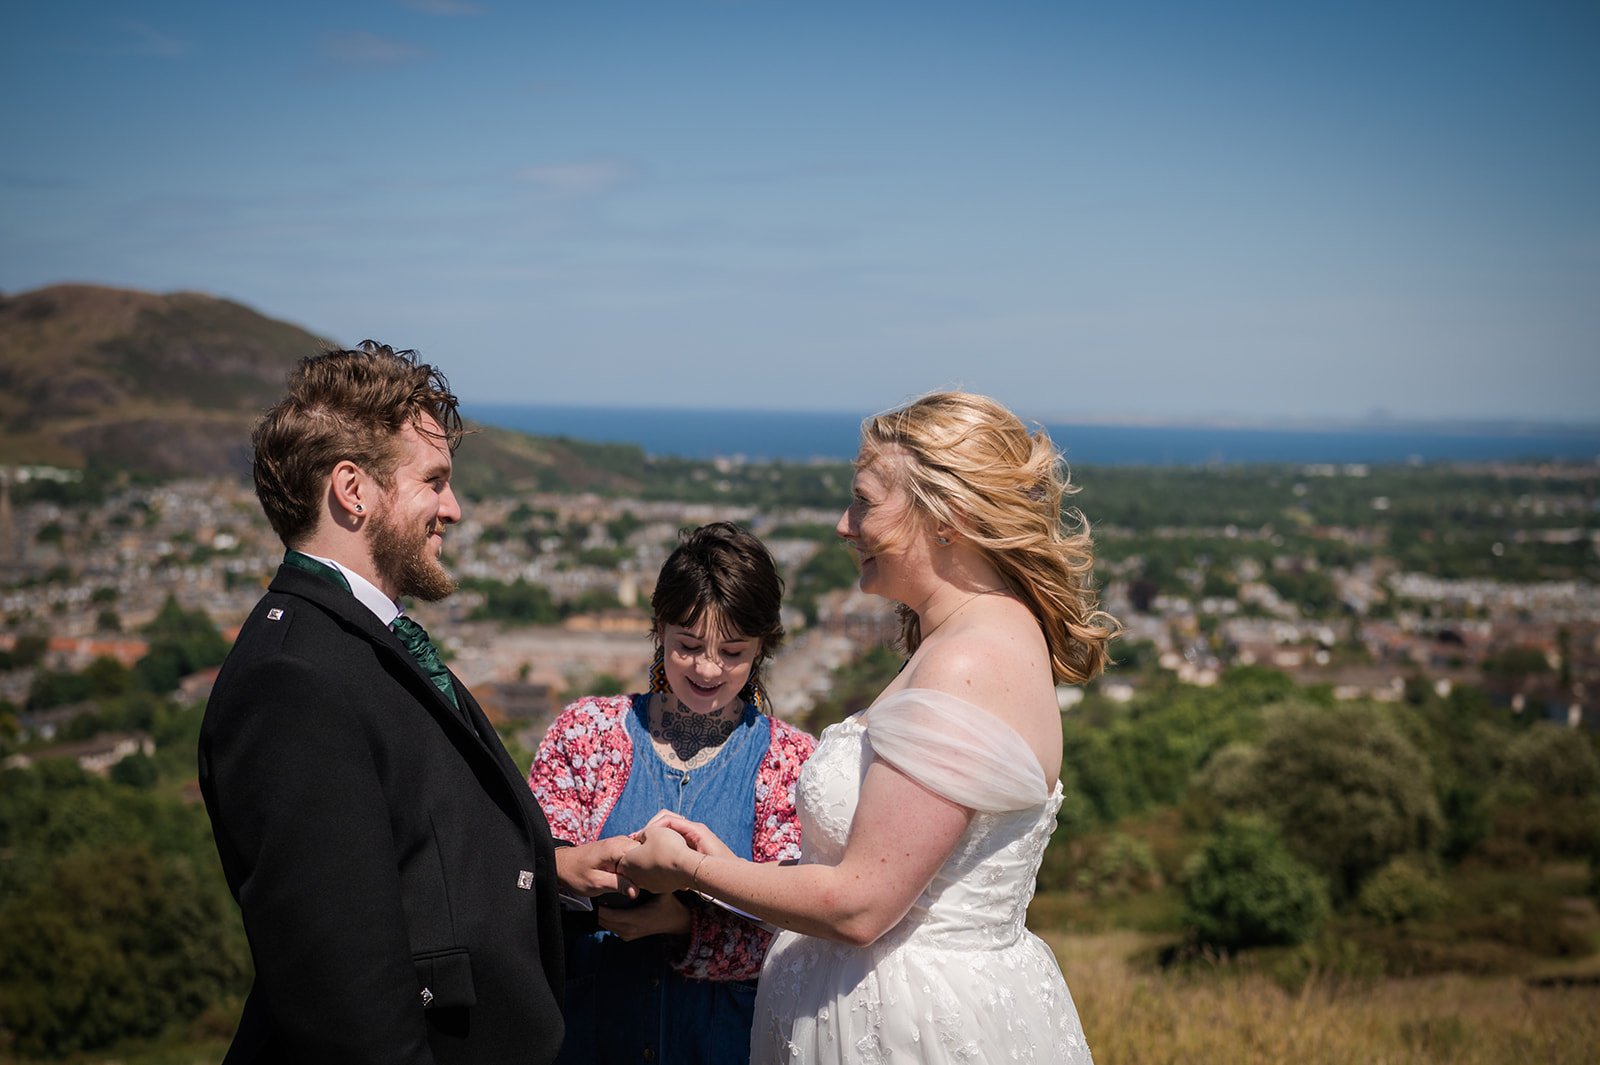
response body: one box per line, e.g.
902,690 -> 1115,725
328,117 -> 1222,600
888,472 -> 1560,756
644,810 -> 736,860
597,891 -> 692,941
616,825 -> 697,893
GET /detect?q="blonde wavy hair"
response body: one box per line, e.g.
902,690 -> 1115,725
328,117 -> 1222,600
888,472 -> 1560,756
858,391 -> 1121,684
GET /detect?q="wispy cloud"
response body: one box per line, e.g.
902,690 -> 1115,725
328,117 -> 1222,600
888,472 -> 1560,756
515,160 -> 631,196
319,32 -> 423,66
400,0 -> 488,14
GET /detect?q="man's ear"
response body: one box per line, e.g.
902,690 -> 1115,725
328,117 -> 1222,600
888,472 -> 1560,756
330,460 -> 370,521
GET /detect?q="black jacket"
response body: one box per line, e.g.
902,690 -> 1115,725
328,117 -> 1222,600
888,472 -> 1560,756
199,564 -> 564,1064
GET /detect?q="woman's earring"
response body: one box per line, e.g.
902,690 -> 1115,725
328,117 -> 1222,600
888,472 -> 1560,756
934,533 -> 951,546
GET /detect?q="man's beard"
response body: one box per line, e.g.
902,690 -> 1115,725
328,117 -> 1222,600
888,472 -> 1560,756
369,509 -> 457,602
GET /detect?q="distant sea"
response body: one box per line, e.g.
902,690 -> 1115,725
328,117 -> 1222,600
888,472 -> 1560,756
470,403 -> 1600,467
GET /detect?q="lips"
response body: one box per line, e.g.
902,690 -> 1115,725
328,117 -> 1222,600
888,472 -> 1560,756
685,678 -> 723,696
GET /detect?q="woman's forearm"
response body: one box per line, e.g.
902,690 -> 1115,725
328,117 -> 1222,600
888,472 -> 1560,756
692,854 -> 901,947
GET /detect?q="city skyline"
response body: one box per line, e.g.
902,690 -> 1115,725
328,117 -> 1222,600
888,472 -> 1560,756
4,1 -> 1597,423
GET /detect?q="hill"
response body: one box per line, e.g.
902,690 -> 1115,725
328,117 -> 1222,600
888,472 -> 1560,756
0,283 -> 648,493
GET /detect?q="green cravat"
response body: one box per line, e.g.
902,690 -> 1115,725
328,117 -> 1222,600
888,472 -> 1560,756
390,614 -> 460,710
284,551 -> 461,712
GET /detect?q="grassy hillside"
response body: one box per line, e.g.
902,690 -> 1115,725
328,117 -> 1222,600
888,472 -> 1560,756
0,284 -> 658,491
0,285 -> 326,476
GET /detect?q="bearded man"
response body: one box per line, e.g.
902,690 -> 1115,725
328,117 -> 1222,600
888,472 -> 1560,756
199,343 -> 630,1065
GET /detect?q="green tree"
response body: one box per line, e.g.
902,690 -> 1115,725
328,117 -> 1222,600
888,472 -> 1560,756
1181,817 -> 1329,951
790,542 -> 860,623
84,654 -> 132,698
25,668 -> 93,710
0,843 -> 249,1057
0,633 -> 48,671
468,578 -> 560,624
133,596 -> 228,694
1219,700 -> 1444,898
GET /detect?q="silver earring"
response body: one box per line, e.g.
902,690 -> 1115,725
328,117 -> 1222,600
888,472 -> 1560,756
355,504 -> 364,513
934,534 -> 950,546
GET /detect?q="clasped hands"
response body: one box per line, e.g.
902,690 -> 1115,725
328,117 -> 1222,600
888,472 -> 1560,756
554,813 -> 732,940
615,810 -> 734,894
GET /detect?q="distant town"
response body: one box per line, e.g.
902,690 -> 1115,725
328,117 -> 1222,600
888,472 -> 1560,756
2,455 -> 1597,778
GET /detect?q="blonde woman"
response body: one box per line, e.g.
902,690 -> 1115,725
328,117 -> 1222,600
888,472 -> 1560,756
620,392 -> 1120,1064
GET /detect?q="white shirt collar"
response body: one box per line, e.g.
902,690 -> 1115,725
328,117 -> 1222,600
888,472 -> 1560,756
300,551 -> 402,627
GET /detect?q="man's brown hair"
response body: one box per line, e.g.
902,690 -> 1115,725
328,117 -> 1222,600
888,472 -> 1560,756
252,340 -> 463,547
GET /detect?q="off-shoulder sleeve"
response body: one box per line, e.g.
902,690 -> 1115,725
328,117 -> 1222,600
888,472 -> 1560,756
863,688 -> 1050,813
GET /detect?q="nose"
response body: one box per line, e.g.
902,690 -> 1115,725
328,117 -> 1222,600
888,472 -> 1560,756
438,483 -> 462,525
835,508 -> 852,540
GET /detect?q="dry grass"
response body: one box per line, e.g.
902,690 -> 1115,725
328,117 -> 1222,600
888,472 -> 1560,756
1047,931 -> 1600,1065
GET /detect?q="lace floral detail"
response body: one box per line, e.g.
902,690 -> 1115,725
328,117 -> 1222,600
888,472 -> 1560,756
527,695 -> 816,982
752,711 -> 1094,1064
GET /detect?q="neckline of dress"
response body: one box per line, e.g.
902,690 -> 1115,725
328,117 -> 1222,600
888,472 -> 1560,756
851,686 -> 1062,795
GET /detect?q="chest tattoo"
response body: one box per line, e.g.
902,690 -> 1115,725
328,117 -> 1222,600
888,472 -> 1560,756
650,699 -> 741,770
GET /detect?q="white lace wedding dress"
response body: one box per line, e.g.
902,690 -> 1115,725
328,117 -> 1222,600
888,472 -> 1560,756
752,689 -> 1093,1064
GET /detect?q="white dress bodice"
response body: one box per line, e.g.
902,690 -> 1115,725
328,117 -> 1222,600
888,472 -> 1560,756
752,691 -> 1093,1064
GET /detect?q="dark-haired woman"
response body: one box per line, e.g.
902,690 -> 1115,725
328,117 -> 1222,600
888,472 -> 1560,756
527,522 -> 815,1065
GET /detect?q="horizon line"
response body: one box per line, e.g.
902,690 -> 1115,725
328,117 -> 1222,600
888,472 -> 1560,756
463,399 -> 1600,435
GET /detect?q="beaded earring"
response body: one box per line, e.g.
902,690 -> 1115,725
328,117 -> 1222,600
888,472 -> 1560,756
649,643 -> 768,713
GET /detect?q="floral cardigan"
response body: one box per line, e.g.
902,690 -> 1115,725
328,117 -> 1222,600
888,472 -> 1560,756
527,694 -> 816,981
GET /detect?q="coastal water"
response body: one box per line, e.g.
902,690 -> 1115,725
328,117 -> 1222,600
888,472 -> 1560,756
469,403 -> 1600,467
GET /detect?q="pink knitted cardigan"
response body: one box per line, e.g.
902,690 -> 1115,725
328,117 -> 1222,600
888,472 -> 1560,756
527,694 -> 815,981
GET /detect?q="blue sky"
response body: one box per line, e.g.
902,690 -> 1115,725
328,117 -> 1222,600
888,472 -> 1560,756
4,1 -> 1597,423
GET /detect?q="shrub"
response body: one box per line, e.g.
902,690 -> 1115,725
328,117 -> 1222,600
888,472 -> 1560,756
1075,833 -> 1161,899
1182,817 -> 1329,951
1498,723 -> 1600,800
1480,795 -> 1600,863
1185,740 -> 1261,826
1356,857 -> 1450,924
110,751 -> 159,790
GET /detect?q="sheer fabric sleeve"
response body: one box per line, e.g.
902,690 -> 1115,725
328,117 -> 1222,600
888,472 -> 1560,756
863,688 -> 1050,813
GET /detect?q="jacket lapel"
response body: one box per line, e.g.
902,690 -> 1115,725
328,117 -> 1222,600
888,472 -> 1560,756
267,565 -> 551,839
268,566 -> 481,744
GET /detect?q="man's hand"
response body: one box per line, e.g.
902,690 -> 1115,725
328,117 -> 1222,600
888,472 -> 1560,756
556,835 -> 640,898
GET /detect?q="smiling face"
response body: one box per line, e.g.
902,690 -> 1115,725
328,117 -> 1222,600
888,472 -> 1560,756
367,413 -> 461,601
835,450 -> 928,601
658,611 -> 758,716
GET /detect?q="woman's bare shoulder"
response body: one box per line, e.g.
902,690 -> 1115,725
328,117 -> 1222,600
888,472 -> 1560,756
906,617 -> 1061,776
